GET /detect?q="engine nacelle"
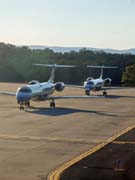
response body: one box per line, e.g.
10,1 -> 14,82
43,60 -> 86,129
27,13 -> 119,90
29,80 -> 40,85
104,78 -> 112,86
55,82 -> 65,92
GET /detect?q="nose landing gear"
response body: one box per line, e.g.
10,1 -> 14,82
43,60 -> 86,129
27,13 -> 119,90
19,102 -> 24,110
19,101 -> 30,110
85,90 -> 90,96
50,99 -> 55,108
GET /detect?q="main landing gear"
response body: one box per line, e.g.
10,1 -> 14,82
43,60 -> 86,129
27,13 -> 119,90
50,99 -> 55,108
103,90 -> 107,96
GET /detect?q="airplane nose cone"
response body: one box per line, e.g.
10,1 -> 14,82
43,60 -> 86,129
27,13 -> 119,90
16,86 -> 32,103
85,83 -> 94,91
16,92 -> 31,102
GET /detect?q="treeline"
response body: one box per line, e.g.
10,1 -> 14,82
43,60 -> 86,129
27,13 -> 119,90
122,64 -> 135,86
0,42 -> 135,85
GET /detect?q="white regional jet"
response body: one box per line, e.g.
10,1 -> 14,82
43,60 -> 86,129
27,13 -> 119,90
84,65 -> 119,95
0,64 -> 103,110
69,65 -> 119,96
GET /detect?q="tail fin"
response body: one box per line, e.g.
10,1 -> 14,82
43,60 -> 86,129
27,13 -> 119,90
87,65 -> 118,79
33,64 -> 76,83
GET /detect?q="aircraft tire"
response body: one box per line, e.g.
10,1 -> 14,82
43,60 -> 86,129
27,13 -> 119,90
85,90 -> 90,96
103,91 -> 107,96
50,102 -> 54,108
27,102 -> 30,107
19,106 -> 24,110
52,102 -> 55,108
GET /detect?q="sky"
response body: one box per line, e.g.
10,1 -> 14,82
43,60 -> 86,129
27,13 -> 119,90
0,0 -> 135,49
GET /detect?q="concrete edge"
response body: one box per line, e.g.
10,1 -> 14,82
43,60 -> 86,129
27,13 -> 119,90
47,124 -> 135,180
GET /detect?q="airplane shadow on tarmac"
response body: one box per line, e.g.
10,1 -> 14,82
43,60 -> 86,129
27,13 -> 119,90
25,107 -> 124,117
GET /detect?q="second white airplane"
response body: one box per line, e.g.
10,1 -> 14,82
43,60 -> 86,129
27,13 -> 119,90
68,65 -> 120,96
84,65 -> 119,96
0,64 -> 103,110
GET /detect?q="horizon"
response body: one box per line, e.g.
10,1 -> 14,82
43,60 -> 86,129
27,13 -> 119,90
2,41 -> 135,51
16,43 -> 135,51
0,0 -> 135,49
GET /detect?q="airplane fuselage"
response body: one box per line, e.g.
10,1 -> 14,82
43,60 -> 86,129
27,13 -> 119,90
84,78 -> 105,92
29,82 -> 55,101
16,81 -> 56,104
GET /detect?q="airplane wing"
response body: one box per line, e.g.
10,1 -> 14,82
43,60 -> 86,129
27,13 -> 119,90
0,91 -> 16,96
101,87 -> 130,90
66,85 -> 83,89
66,85 -> 130,91
46,95 -> 104,100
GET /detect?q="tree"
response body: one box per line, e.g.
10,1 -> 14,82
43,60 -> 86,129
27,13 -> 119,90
0,42 -> 135,84
121,64 -> 135,86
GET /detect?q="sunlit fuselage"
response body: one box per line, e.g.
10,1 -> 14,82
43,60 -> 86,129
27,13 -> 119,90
84,78 -> 105,92
16,81 -> 55,104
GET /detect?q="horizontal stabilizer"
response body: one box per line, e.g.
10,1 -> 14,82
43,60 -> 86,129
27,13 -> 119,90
33,63 -> 76,83
33,64 -> 76,68
87,65 -> 118,69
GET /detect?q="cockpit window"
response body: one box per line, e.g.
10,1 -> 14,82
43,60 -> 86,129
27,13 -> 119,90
87,81 -> 94,85
19,87 -> 32,93
29,82 -> 36,85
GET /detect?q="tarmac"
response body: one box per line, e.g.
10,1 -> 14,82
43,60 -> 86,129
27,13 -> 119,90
0,83 -> 134,180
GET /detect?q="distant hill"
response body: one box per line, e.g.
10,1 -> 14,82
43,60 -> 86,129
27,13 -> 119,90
28,45 -> 135,55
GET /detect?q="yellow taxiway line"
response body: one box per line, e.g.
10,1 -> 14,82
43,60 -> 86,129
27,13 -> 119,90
48,124 -> 135,180
113,141 -> 135,145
